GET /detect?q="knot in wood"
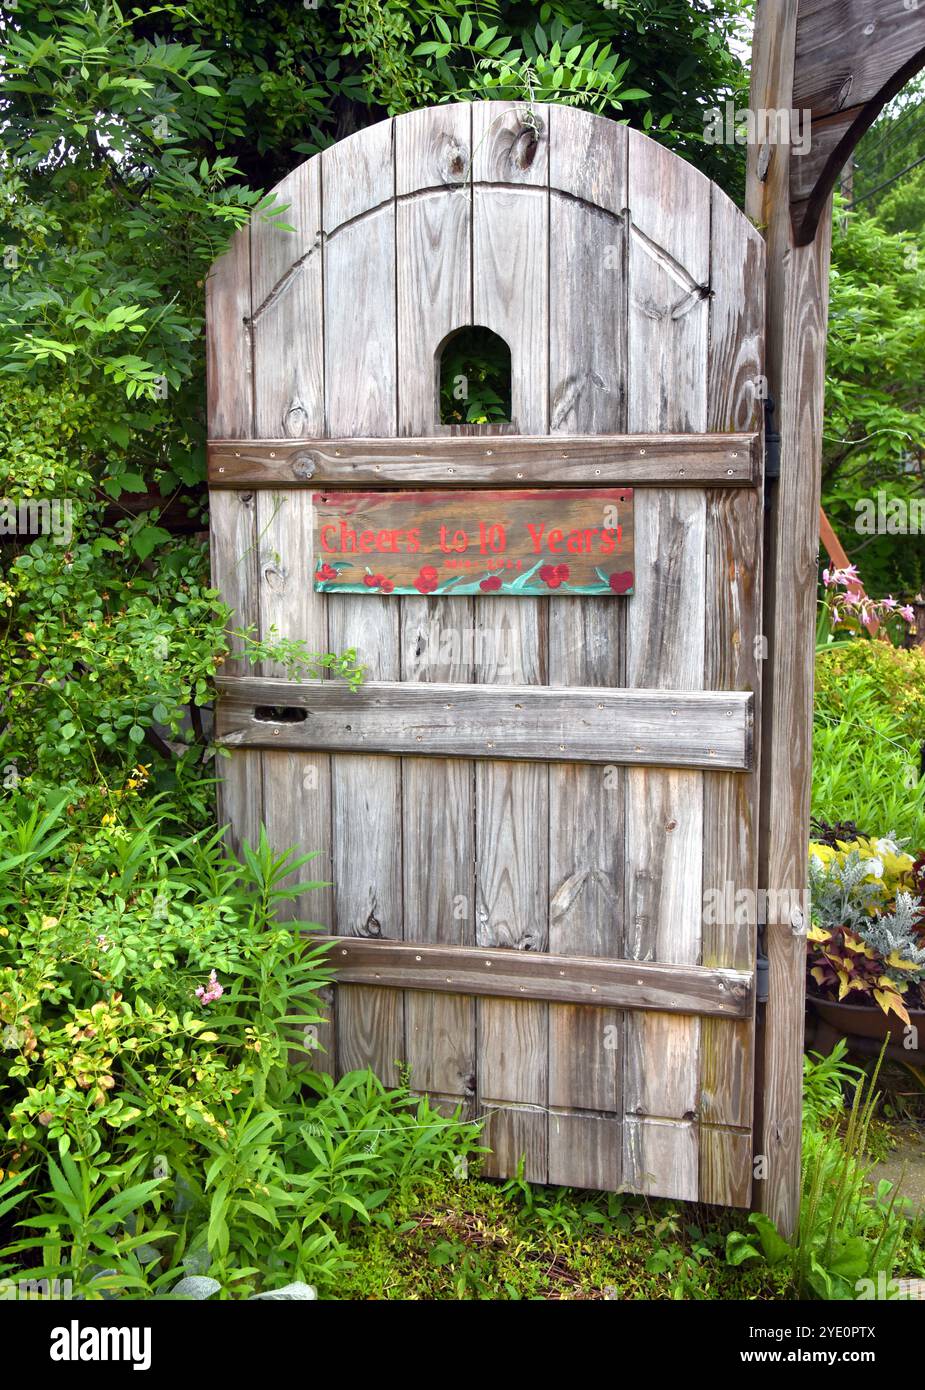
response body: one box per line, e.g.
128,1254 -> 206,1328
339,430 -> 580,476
292,451 -> 317,479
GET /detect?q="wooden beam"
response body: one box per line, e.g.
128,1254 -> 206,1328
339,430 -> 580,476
750,0 -> 833,1240
215,676 -> 754,770
790,0 -> 925,244
320,937 -> 753,1018
207,433 -> 760,488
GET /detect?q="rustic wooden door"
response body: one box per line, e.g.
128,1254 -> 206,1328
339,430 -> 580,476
207,102 -> 765,1206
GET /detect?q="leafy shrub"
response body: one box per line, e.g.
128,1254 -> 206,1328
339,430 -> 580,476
815,641 -> 925,745
0,801 -> 478,1298
813,647 -> 925,844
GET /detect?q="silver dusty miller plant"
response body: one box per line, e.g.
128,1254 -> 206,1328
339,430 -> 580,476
809,849 -> 884,933
860,891 -> 925,986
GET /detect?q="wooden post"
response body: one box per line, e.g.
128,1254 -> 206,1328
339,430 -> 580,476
747,0 -> 833,1238
748,1 -> 925,1234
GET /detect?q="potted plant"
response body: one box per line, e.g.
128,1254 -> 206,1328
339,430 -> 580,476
805,830 -> 925,1046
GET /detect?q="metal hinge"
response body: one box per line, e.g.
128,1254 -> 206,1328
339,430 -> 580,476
763,395 -> 781,496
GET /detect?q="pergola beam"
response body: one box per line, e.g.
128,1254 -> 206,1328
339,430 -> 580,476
790,0 -> 925,244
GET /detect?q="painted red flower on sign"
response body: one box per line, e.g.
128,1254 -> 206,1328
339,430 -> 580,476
479,575 -> 503,592
315,563 -> 337,582
609,570 -> 633,594
415,566 -> 440,595
539,563 -> 570,589
380,579 -> 394,593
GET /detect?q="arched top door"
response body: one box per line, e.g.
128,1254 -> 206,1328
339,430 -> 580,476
206,102 -> 766,1208
207,101 -> 764,444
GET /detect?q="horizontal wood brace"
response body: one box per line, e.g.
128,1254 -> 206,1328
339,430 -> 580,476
317,937 -> 753,1018
207,433 -> 760,489
216,677 -> 754,770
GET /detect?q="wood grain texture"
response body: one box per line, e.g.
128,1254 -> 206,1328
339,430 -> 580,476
322,937 -> 753,1015
396,111 -> 477,1115
700,184 -> 765,1205
208,433 -> 759,488
216,678 -> 753,769
322,126 -> 404,1084
623,125 -> 710,1199
748,0 -> 827,1237
471,105 -> 551,1182
206,224 -> 262,861
546,108 -> 630,1182
251,161 -> 324,438
790,0 -> 925,243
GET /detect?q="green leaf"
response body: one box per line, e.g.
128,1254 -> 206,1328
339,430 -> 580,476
748,1212 -> 793,1267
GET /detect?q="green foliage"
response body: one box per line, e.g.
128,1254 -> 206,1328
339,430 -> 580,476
726,1056 -> 912,1299
439,327 -> 511,424
823,198 -> 925,599
815,640 -> 925,746
812,647 -> 925,846
0,806 -> 478,1297
802,1041 -> 864,1128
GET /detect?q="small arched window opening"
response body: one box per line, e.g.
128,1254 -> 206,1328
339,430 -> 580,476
437,325 -> 512,425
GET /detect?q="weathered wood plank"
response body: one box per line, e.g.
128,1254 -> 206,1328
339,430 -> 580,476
748,0 -> 833,1238
249,152 -> 333,1063
206,224 -> 261,861
206,225 -> 252,440
250,160 -> 324,438
699,183 -> 765,1205
396,105 -> 477,1117
546,102 -> 627,1190
208,433 -> 759,488
254,491 -> 336,1071
623,125 -> 710,1197
470,105 -> 551,1182
216,678 -> 753,769
323,937 -> 753,1015
322,126 -> 404,1084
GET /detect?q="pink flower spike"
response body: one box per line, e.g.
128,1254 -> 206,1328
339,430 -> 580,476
882,595 -> 898,611
195,970 -> 224,1005
822,567 -> 832,587
900,605 -> 915,623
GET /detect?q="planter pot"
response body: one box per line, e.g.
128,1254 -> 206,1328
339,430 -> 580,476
808,996 -> 925,1053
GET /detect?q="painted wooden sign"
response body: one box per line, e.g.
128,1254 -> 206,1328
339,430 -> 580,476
312,486 -> 634,597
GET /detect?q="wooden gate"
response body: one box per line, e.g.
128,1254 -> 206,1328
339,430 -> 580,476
206,102 -> 765,1206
